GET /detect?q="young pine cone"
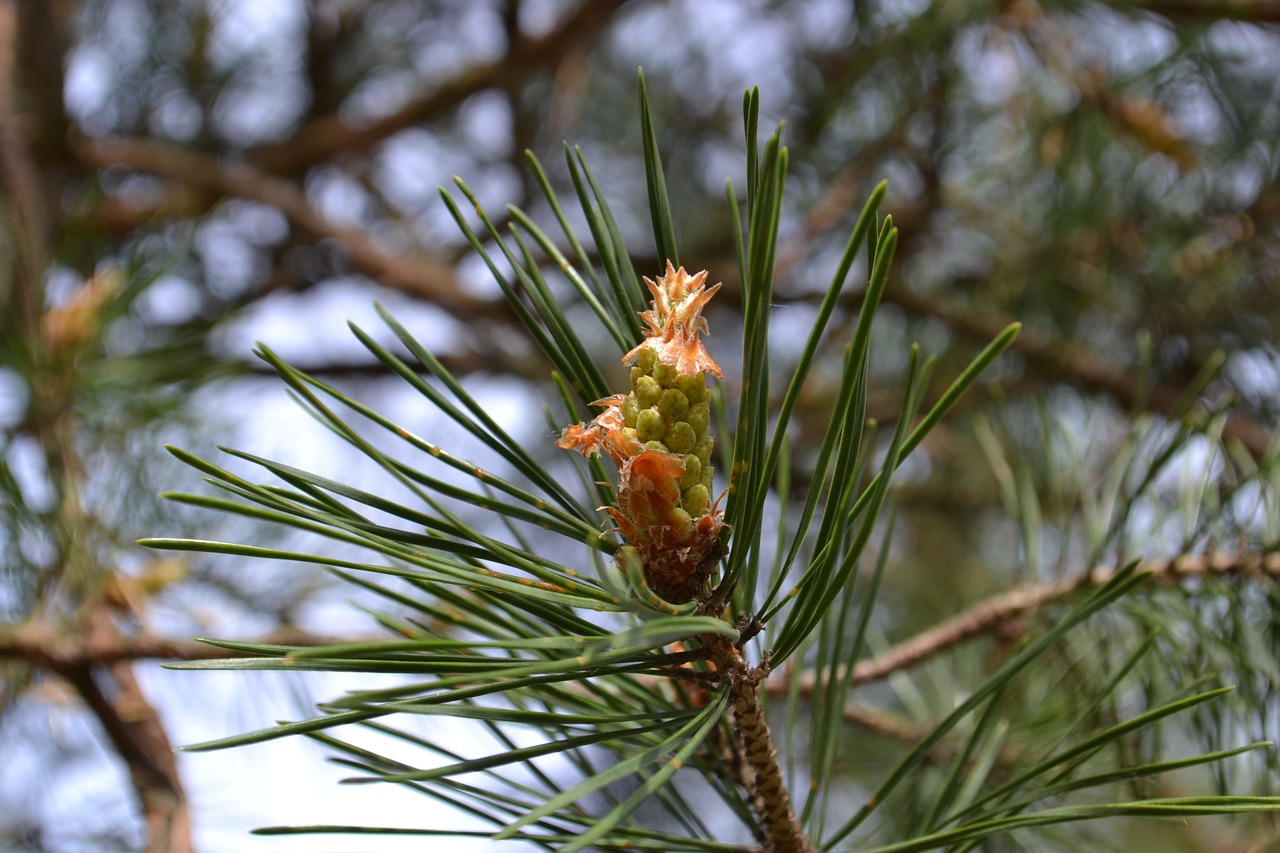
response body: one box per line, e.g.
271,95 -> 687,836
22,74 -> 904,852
558,262 -> 726,603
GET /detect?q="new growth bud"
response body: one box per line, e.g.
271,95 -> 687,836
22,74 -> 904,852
558,262 -> 727,603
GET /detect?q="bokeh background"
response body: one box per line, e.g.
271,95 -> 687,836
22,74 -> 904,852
1,0 -> 1277,850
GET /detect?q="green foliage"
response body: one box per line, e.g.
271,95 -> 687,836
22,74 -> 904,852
147,80 -> 1279,850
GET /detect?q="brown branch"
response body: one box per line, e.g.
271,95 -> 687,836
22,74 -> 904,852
65,2 -> 626,242
62,0 -> 624,239
2,614 -> 343,851
250,0 -> 629,177
1100,0 -> 1280,23
0,624 -> 355,667
839,699 -> 931,741
0,0 -> 49,304
72,135 -> 505,317
66,180 -> 215,235
49,610 -> 191,853
702,633 -> 811,853
780,550 -> 1280,696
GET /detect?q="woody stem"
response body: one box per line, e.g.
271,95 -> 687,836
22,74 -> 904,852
703,632 -> 811,853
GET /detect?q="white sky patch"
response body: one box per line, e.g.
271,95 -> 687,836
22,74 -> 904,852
342,69 -> 420,128
307,167 -> 374,229
412,4 -> 505,78
767,302 -> 820,366
376,129 -> 454,214
610,0 -> 797,113
1226,347 -> 1280,403
956,28 -> 1020,108
0,367 -> 28,430
215,278 -> 465,366
135,275 -> 204,325
207,0 -> 308,69
458,90 -> 515,160
1150,433 -> 1222,512
455,250 -> 507,300
520,0 -> 571,38
6,434 -> 57,513
1098,14 -> 1176,74
63,45 -> 114,121
794,0 -> 851,51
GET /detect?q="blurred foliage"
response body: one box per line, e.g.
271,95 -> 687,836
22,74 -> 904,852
1,0 -> 1278,850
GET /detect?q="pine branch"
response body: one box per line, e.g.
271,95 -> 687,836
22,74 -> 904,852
66,179 -> 214,235
779,550 -> 1280,694
703,632 -> 811,853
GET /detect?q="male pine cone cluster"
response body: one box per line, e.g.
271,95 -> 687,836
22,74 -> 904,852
558,262 -> 726,603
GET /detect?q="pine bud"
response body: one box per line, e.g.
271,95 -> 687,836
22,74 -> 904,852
557,263 -> 728,603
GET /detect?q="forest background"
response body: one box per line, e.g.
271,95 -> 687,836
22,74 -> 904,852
1,0 -> 1278,851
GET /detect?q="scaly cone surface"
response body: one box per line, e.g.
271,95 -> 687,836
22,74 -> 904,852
558,262 -> 725,603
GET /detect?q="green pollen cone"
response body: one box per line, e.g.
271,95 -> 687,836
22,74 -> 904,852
625,346 -> 715,516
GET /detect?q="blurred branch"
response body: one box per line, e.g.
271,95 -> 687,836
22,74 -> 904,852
840,699 -> 931,741
0,623 -> 353,666
9,0 -> 71,172
66,0 -> 626,236
503,0 -> 536,206
73,135 -> 505,317
67,180 -> 216,235
805,550 -> 1280,692
37,609 -> 192,853
301,2 -> 355,121
884,287 -> 1276,461
0,0 -> 49,301
251,0 -> 629,177
1102,0 -> 1280,23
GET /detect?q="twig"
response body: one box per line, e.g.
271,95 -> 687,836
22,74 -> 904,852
840,700 -> 930,741
0,624 -> 356,667
10,553 -> 1272,697
10,554 -> 1271,713
787,550 -> 1280,694
702,632 -> 811,853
